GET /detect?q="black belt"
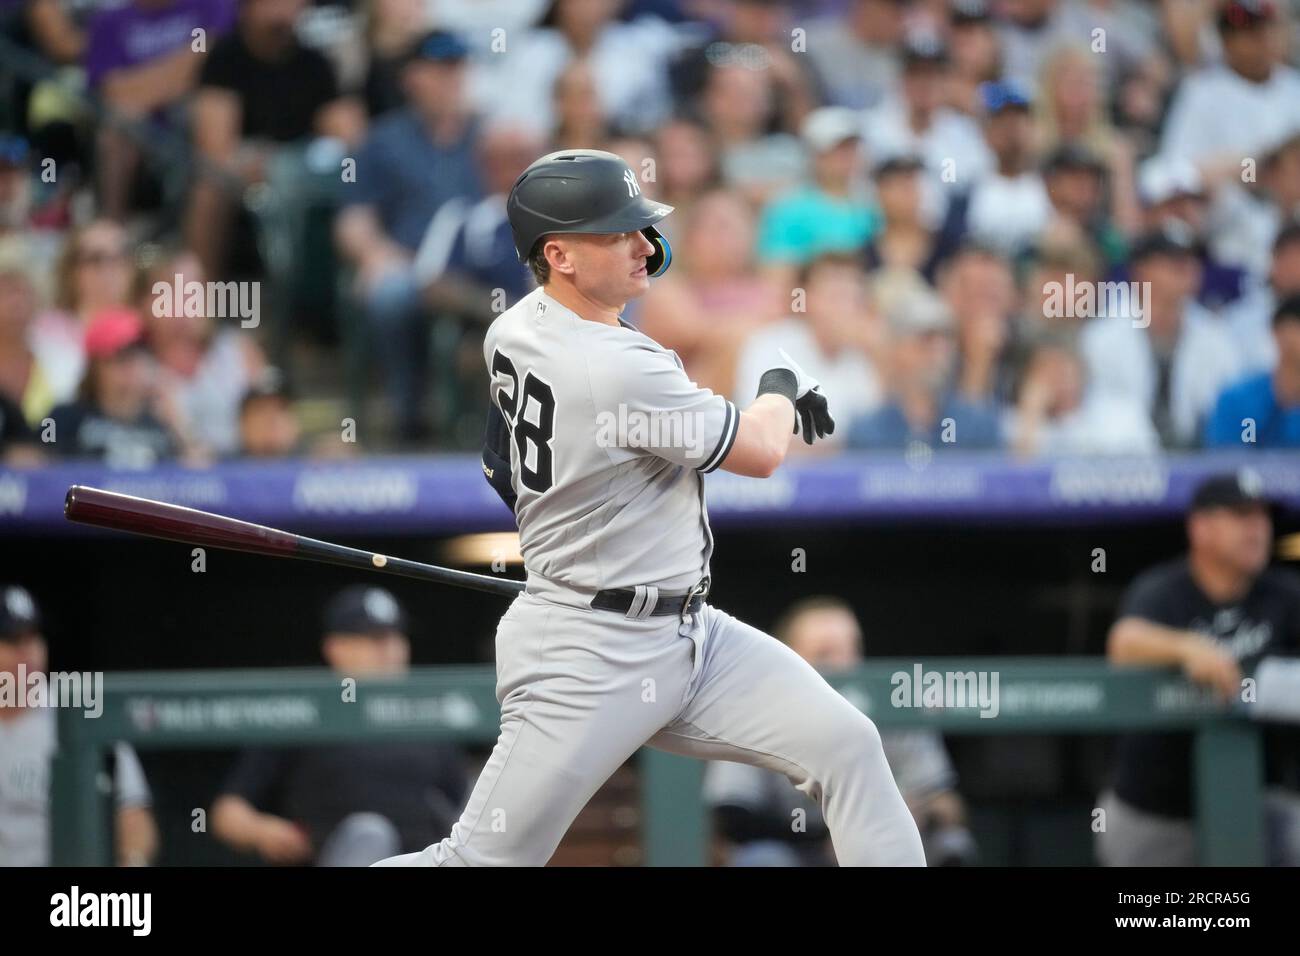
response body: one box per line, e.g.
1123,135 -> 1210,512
590,576 -> 710,619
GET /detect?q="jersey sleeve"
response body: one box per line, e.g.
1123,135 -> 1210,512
1117,566 -> 1182,626
590,340 -> 739,473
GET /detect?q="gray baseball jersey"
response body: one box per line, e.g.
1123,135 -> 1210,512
483,286 -> 738,592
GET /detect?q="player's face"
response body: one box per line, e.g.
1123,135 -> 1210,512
0,631 -> 47,680
322,631 -> 410,676
1194,506 -> 1272,577
556,230 -> 657,305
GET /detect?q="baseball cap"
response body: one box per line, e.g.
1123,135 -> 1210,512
1130,222 -> 1201,264
1042,144 -> 1106,177
239,366 -> 294,413
1189,469 -> 1274,513
406,29 -> 469,66
1272,293 -> 1300,328
1137,155 -> 1206,206
801,106 -> 862,153
1218,0 -> 1276,31
324,585 -> 409,636
0,585 -> 40,640
980,80 -> 1032,115
84,308 -> 146,359
951,0 -> 992,25
901,31 -> 949,69
873,152 -> 925,179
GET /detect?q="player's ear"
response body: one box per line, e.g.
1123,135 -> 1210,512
544,237 -> 577,277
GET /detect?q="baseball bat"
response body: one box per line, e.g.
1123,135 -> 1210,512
64,485 -> 526,598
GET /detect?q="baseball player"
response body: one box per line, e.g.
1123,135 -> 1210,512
373,149 -> 925,866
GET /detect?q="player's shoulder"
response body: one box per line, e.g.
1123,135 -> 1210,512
1257,565 -> 1300,602
1125,557 -> 1193,601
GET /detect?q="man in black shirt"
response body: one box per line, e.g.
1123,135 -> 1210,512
211,585 -> 469,865
1098,469 -> 1300,866
184,0 -> 365,276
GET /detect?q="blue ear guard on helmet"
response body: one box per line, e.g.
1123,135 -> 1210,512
642,226 -> 673,277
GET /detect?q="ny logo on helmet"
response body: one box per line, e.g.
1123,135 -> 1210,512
623,169 -> 641,198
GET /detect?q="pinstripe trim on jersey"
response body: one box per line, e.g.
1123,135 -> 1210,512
698,399 -> 738,474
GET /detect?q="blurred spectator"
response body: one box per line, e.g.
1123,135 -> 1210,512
1224,221 -> 1300,372
1160,0 -> 1300,167
358,0 -> 429,118
847,270 -> 1002,450
1005,333 -> 1159,456
0,390 -> 42,466
1016,231 -> 1101,344
635,188 -> 784,394
705,595 -> 975,867
141,247 -> 266,456
1209,127 -> 1300,281
1135,154 -> 1250,312
474,0 -> 685,136
650,115 -> 721,215
1080,225 -> 1244,448
47,308 -> 185,467
756,106 -> 878,285
945,0 -> 1000,117
862,154 -> 949,280
549,59 -> 611,149
1032,43 -> 1139,240
1099,470 -> 1300,866
958,80 -> 1050,255
413,123 -> 543,322
937,241 -> 1016,406
733,253 -> 882,450
697,60 -> 806,205
335,28 -> 482,442
185,0 -> 366,277
0,584 -> 159,866
211,585 -> 469,866
237,365 -> 302,456
997,0 -> 1154,93
1205,294 -> 1300,448
0,134 -> 62,279
670,0 -> 820,136
861,30 -> 992,219
32,219 -> 138,410
1040,145 -> 1121,266
804,0 -> 906,110
0,251 -> 63,426
87,0 -> 237,221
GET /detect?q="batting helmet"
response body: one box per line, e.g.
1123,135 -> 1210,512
507,149 -> 674,277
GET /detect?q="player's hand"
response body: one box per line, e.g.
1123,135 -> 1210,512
777,348 -> 835,445
1180,638 -> 1243,702
254,816 -> 314,863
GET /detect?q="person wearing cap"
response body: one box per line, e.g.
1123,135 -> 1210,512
236,365 -> 302,457
211,585 -> 469,866
1098,471 -> 1300,866
1206,123 -> 1300,284
1224,222 -> 1300,373
185,0 -> 366,277
46,308 -> 184,467
1040,145 -> 1116,255
1205,294 -> 1300,448
1160,0 -> 1300,168
860,30 -> 992,216
0,584 -> 159,867
958,80 -> 1051,256
1080,223 -> 1244,447
754,106 -> 879,286
946,0 -> 1000,117
334,27 -> 483,443
846,270 -> 1002,451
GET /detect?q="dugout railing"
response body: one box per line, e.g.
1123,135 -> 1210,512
51,659 -> 1266,866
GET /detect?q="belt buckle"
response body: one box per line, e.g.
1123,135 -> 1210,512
680,575 -> 710,618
